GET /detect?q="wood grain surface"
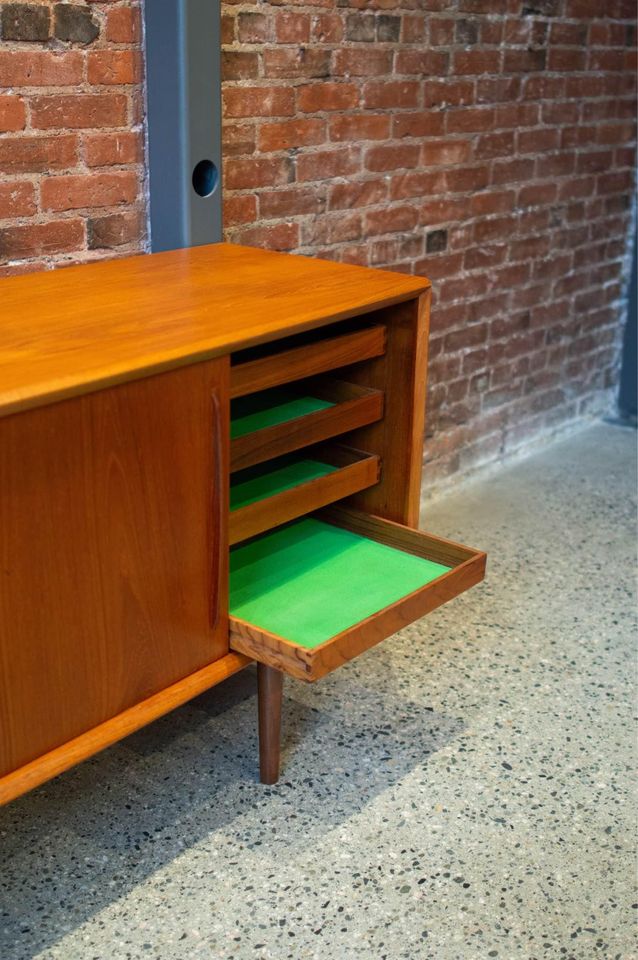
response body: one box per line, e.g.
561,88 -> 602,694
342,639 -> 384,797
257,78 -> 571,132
0,245 -> 427,418
340,293 -> 430,526
0,653 -> 251,806
0,359 -> 230,779
230,381 -> 384,472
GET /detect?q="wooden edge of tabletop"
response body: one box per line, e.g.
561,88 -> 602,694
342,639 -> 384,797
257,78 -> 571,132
0,245 -> 431,420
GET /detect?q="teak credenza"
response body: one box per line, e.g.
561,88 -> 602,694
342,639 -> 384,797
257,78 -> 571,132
0,243 -> 485,804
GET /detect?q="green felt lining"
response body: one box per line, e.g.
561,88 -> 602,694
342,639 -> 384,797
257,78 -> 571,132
230,458 -> 337,511
229,517 -> 451,648
231,388 -> 334,439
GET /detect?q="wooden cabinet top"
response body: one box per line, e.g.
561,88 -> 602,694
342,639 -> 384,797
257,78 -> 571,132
0,243 -> 428,418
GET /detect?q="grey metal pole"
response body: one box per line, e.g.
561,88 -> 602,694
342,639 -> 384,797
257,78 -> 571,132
144,0 -> 222,252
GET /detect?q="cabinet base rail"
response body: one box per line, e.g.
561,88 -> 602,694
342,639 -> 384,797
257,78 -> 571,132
0,653 -> 251,806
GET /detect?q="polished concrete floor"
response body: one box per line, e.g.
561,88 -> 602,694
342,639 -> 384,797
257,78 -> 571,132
1,422 -> 636,960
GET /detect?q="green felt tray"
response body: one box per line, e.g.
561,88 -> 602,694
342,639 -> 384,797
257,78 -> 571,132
229,517 -> 451,649
231,388 -> 334,440
230,458 -> 337,511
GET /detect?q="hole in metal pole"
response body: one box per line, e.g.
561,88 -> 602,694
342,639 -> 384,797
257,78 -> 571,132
192,159 -> 218,198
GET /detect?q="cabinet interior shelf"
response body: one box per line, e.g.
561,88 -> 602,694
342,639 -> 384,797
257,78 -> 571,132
228,446 -> 380,545
230,379 -> 384,472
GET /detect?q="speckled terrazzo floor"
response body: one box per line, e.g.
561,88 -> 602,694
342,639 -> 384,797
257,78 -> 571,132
1,421 -> 636,960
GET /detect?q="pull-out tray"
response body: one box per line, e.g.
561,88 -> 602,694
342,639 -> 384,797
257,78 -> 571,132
229,448 -> 380,546
231,325 -> 386,398
230,380 -> 384,472
229,507 -> 486,681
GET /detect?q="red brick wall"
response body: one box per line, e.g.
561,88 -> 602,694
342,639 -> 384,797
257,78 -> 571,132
221,0 -> 637,484
1,1 -> 636,486
0,1 -> 146,275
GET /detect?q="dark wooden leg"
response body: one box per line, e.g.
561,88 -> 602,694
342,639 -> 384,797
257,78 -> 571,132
257,663 -> 283,784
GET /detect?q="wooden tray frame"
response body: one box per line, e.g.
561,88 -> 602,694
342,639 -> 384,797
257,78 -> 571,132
230,379 -> 384,472
230,506 -> 486,681
229,448 -> 381,546
231,325 -> 386,398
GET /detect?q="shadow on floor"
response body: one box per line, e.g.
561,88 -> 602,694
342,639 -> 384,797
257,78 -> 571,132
0,664 -> 463,959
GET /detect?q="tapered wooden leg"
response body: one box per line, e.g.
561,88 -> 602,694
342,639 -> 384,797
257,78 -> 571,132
257,663 -> 283,785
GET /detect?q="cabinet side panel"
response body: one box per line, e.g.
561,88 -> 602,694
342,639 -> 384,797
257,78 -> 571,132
0,359 -> 229,777
341,293 -> 430,526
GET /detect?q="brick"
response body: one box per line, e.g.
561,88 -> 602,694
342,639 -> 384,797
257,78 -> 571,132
391,170 -> 447,201
297,82 -> 359,113
456,19 -> 479,45
395,51 -> 449,76
429,17 -> 454,45
393,112 -> 445,138
363,81 -> 420,109
222,51 -> 259,81
519,183 -> 558,207
275,12 -> 310,43
474,131 -> 515,160
231,222 -> 299,252
88,51 -> 141,85
446,164 -> 490,192
221,14 -> 235,45
491,158 -> 536,184
0,135 -> 77,173
504,48 -> 547,72
521,0 -> 560,13
224,156 -> 293,190
365,206 -> 418,236
0,181 -> 36,218
237,12 -> 271,42
54,4 -> 99,44
0,51 -> 83,87
223,87 -> 295,119
424,79 -> 475,108
311,14 -> 343,44
303,211 -> 362,245
105,6 -> 141,43
260,186 -> 326,217
42,172 -> 138,211
477,77 -> 521,104
548,48 -> 587,72
84,131 -> 143,167
223,194 -> 257,227
222,122 -> 256,156
400,14 -> 424,43
88,211 -> 143,249
31,94 -> 127,129
453,50 -> 501,74
0,261 -> 46,278
378,15 -> 400,42
517,128 -> 560,153
550,21 -> 587,45
333,49 -> 392,77
1,4 -> 50,42
365,143 -> 419,172
263,48 -> 330,79
258,118 -> 326,152
536,151 -> 575,177
345,13 -> 375,42
470,190 -> 516,215
446,106 -> 495,133
0,220 -> 84,258
419,197 -> 468,224
296,146 -> 360,182
329,114 -> 390,142
0,95 -> 26,132
421,139 -> 472,165
328,179 -> 388,210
